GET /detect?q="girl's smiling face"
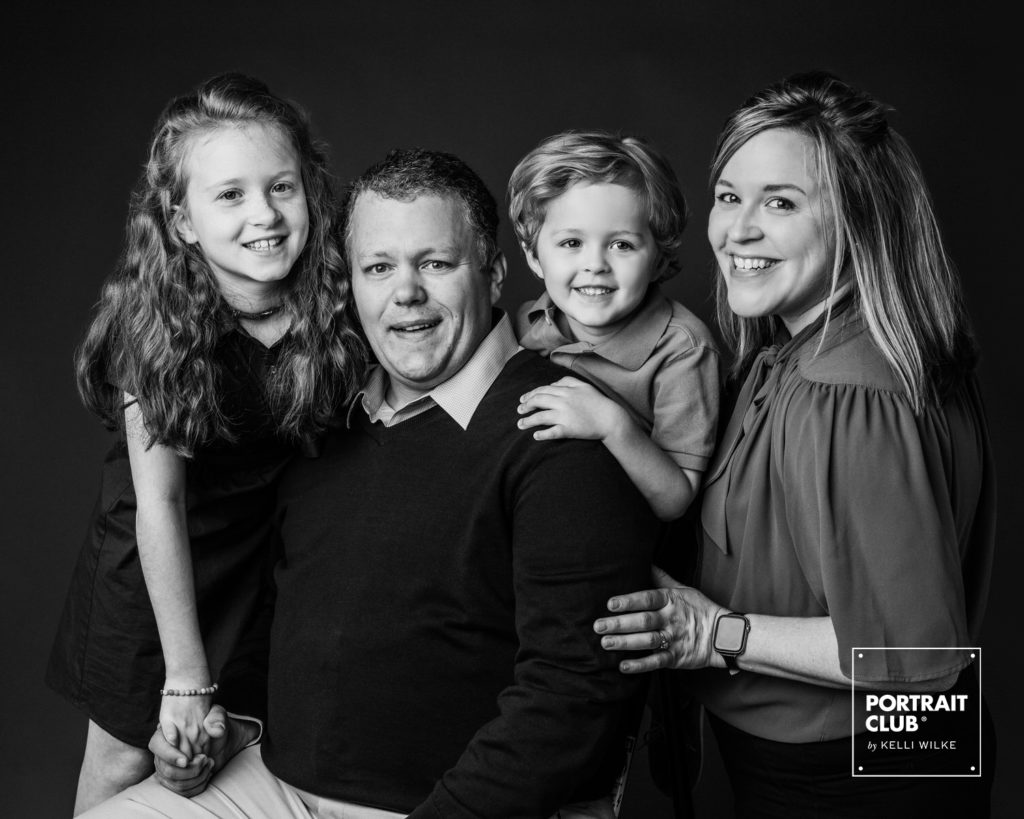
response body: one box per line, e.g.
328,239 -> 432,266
707,128 -> 835,335
176,123 -> 308,306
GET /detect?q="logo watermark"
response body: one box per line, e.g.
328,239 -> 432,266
850,648 -> 981,777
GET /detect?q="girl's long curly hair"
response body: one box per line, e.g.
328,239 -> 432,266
77,73 -> 367,456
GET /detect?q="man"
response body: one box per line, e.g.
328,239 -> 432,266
85,150 -> 659,818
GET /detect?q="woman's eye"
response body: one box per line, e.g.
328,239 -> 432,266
715,191 -> 738,205
423,260 -> 451,271
766,197 -> 795,211
366,263 -> 390,275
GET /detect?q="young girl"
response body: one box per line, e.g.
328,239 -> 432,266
46,73 -> 365,814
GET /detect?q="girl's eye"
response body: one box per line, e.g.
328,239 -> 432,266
271,181 -> 295,194
766,197 -> 795,211
559,239 -> 582,249
610,240 -> 634,251
218,189 -> 242,202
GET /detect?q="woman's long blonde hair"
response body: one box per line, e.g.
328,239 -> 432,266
711,71 -> 975,410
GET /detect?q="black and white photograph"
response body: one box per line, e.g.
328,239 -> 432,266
3,2 -> 1016,816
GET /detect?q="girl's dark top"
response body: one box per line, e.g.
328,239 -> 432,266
685,304 -> 996,743
46,326 -> 293,747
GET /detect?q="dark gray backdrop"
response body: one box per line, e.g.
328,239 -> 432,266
4,2 -> 1016,815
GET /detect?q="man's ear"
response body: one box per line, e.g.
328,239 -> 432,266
522,243 -> 544,280
173,205 -> 198,244
488,251 -> 508,305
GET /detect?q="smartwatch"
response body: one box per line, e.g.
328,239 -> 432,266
713,612 -> 750,673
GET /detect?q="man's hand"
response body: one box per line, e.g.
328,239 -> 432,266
517,376 -> 626,441
148,705 -> 256,798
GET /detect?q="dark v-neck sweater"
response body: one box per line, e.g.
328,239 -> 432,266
265,350 -> 659,818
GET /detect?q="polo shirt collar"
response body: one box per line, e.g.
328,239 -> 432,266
521,285 -> 671,371
350,310 -> 520,430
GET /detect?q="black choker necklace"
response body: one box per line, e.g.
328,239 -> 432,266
228,304 -> 285,321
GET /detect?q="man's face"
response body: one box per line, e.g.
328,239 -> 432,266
348,192 -> 505,407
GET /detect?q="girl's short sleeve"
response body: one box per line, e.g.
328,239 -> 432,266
780,378 -> 984,683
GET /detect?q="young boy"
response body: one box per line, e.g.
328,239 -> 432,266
510,131 -> 719,520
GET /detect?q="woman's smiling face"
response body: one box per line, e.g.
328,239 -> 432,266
708,128 -> 835,335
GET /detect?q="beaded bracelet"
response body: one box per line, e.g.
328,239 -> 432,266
160,682 -> 219,697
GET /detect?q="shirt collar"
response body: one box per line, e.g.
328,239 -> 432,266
349,310 -> 521,430
520,285 -> 671,371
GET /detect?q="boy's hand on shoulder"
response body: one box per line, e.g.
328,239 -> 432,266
517,376 -> 626,442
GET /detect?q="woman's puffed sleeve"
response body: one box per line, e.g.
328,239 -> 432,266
780,378 -> 988,683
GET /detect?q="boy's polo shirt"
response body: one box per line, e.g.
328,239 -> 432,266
516,286 -> 720,472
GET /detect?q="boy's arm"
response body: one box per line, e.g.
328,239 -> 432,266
517,377 -> 699,520
603,412 -> 701,520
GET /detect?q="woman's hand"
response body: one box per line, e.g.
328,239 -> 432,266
517,377 -> 626,441
159,692 -> 212,760
594,566 -> 729,673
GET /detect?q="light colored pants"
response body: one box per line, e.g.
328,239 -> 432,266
79,745 -> 615,819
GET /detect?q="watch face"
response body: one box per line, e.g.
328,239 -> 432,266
716,615 -> 747,652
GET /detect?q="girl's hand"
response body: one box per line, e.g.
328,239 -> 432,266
159,692 -> 213,760
517,377 -> 626,442
593,566 -> 729,673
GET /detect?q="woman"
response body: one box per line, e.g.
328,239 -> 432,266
594,72 -> 995,817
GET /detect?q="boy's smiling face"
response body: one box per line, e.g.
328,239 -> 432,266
526,182 -> 656,345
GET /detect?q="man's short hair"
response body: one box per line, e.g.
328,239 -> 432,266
507,130 -> 688,281
343,148 -> 500,267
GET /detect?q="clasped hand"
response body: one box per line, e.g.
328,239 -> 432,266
159,692 -> 213,761
149,705 -> 249,797
593,567 -> 728,673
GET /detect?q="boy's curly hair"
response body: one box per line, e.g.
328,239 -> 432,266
507,130 -> 688,281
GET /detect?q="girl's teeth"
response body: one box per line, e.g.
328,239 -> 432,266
575,286 -> 613,296
246,238 -> 283,250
